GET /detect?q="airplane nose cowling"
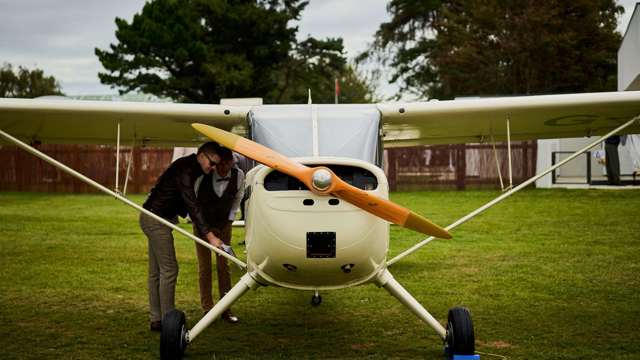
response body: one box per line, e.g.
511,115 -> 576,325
244,161 -> 390,290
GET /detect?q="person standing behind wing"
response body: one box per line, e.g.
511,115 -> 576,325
193,146 -> 245,323
605,135 -> 622,185
140,142 -> 224,332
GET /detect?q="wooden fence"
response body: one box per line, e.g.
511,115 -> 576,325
0,145 -> 173,193
386,141 -> 537,191
0,141 -> 536,193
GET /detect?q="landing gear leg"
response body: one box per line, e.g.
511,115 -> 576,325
374,269 -> 475,357
160,273 -> 260,360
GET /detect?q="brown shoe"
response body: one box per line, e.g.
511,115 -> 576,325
150,320 -> 162,332
222,311 -> 239,324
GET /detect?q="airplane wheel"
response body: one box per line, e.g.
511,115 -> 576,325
160,309 -> 188,360
311,294 -> 322,306
445,307 -> 475,356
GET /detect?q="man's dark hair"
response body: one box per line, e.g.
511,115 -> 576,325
217,146 -> 234,162
197,142 -> 220,155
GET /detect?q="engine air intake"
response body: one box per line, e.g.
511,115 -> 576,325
306,232 -> 336,258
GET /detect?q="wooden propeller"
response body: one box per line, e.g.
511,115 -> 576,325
192,123 -> 451,239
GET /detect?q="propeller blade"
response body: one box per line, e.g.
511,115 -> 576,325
192,123 -> 314,186
331,177 -> 452,239
192,123 -> 451,239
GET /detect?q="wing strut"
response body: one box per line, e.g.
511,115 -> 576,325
506,116 -> 513,190
122,137 -> 136,195
387,114 -> 640,266
115,122 -> 122,193
490,135 -> 505,190
0,128 -> 247,270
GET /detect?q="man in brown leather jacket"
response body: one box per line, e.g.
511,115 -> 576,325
140,142 -> 224,332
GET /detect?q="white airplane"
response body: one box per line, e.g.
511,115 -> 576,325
1,91 -> 640,359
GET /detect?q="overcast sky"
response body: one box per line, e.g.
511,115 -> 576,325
0,0 -> 637,98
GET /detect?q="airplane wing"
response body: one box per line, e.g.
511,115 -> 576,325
378,91 -> 640,147
4,91 -> 640,147
0,98 -> 250,146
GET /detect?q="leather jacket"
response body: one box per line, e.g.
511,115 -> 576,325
143,154 -> 210,235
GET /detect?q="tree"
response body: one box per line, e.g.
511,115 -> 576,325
362,0 -> 623,99
96,0 -> 374,104
273,37 -> 377,103
0,63 -> 63,98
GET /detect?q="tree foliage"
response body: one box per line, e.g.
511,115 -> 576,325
273,37 -> 376,103
96,0 -> 374,103
363,0 -> 623,99
0,63 -> 63,98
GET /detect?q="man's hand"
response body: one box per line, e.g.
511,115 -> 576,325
205,232 -> 223,249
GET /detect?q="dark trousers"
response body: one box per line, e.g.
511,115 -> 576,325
605,143 -> 621,185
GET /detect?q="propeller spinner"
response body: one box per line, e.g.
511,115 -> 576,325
311,168 -> 333,191
191,123 -> 451,239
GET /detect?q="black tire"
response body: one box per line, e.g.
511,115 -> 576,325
160,309 -> 188,360
446,307 -> 475,355
311,294 -> 322,306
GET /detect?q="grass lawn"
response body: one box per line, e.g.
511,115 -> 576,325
0,189 -> 639,359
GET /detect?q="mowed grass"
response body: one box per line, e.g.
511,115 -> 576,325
0,189 -> 639,359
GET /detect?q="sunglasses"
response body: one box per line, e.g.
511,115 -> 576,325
204,153 -> 218,167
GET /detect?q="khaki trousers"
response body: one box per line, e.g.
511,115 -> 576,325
194,223 -> 232,312
139,213 -> 179,322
